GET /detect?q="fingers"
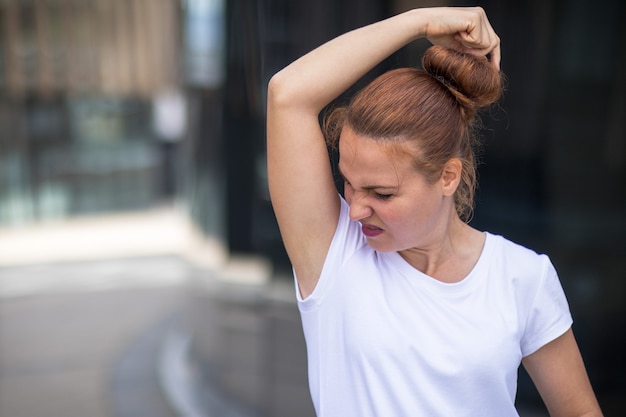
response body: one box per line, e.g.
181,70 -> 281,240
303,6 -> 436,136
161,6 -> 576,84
425,7 -> 502,70
476,9 -> 501,70
455,8 -> 501,70
457,33 -> 501,69
489,43 -> 501,69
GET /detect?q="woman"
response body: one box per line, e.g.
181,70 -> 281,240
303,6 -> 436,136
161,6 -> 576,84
267,6 -> 602,416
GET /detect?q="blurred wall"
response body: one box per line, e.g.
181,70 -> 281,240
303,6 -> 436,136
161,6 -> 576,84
0,0 -> 181,225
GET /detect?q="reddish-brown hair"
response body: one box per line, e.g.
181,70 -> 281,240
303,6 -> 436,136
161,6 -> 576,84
324,45 -> 503,222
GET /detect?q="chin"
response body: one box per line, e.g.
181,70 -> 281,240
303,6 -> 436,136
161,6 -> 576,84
365,239 -> 397,253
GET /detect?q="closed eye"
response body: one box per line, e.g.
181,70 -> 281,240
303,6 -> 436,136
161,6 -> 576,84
374,192 -> 393,200
338,165 -> 395,200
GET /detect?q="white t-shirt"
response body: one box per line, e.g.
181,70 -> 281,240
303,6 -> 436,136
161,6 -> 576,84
296,197 -> 573,417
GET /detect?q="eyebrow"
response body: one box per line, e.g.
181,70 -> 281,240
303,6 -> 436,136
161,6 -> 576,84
337,165 -> 398,191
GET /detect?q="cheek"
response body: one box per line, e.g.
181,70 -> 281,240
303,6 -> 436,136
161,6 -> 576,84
386,196 -> 439,229
374,203 -> 406,228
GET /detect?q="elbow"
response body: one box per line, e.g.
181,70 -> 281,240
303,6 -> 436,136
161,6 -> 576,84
267,74 -> 282,107
268,68 -> 321,117
267,70 -> 297,110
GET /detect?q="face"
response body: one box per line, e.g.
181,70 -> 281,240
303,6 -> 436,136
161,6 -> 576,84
338,126 -> 457,253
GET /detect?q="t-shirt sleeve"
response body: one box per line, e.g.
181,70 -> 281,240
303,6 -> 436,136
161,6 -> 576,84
296,196 -> 364,309
520,255 -> 573,357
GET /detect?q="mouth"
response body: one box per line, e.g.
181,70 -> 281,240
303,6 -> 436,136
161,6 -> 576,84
361,223 -> 384,238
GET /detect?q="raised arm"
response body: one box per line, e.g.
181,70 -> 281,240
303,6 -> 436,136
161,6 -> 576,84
266,7 -> 500,298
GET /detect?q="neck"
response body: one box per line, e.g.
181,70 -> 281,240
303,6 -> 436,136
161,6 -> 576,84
398,214 -> 485,283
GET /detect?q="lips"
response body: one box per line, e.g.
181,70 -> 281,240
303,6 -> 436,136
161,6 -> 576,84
361,224 -> 384,238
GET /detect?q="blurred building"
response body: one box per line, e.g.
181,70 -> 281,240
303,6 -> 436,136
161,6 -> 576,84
1,0 -> 624,416
0,0 -> 181,226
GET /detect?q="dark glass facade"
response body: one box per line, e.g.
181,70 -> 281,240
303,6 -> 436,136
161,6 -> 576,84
471,1 -> 625,412
183,0 -> 624,414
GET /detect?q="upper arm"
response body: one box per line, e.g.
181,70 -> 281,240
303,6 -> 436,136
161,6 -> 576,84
266,74 -> 341,297
522,328 -> 603,417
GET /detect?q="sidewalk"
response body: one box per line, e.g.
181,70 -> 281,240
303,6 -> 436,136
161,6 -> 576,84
0,205 -> 202,268
0,208 -> 193,417
0,256 -> 187,417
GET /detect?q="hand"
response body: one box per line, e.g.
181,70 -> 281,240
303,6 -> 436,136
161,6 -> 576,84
423,7 -> 501,69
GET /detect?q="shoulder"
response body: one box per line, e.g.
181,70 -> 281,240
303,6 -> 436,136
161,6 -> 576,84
486,233 -> 553,275
484,233 -> 572,355
483,232 -> 560,302
297,196 -> 371,305
327,196 -> 370,262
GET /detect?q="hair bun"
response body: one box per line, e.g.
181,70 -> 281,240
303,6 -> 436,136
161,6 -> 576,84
422,45 -> 503,118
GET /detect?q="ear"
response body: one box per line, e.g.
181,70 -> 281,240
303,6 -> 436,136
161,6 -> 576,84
441,158 -> 462,197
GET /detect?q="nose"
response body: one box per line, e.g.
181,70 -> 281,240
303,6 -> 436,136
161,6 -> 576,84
347,194 -> 373,221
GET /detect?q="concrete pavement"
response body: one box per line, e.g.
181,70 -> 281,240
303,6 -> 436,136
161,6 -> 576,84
0,207 -> 194,417
0,257 -> 186,417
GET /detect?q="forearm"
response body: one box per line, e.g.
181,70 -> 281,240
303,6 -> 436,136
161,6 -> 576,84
268,6 -> 500,115
268,9 -> 429,113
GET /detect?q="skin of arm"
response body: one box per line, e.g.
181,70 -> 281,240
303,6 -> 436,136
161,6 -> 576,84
522,328 -> 603,417
267,7 -> 501,298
